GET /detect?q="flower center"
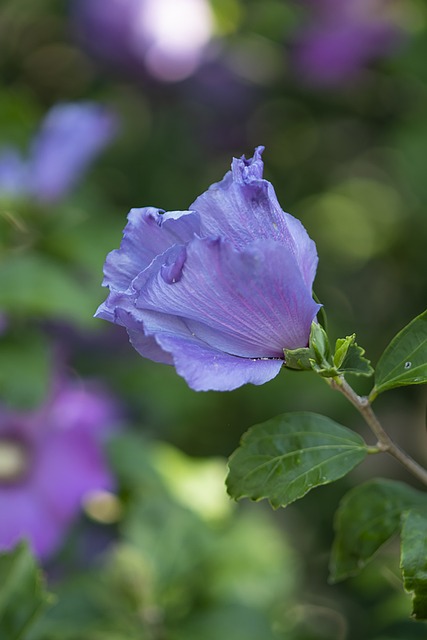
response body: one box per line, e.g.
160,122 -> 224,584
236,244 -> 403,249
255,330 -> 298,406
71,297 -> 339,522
0,439 -> 28,483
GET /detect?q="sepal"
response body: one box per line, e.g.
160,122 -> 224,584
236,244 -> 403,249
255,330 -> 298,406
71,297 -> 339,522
284,322 -> 373,379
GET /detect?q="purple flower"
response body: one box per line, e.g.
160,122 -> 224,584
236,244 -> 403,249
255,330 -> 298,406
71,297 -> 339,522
292,0 -> 403,86
0,377 -> 117,559
96,147 -> 321,392
71,0 -> 214,83
0,102 -> 118,204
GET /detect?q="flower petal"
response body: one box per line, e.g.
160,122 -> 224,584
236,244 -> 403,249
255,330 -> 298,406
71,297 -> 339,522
154,333 -> 283,391
102,207 -> 200,291
191,146 -> 318,289
117,309 -> 174,364
134,237 -> 320,357
103,305 -> 282,390
28,102 -> 118,203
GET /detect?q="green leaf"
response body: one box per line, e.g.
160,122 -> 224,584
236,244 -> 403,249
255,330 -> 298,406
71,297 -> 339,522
333,334 -> 374,377
226,412 -> 368,509
333,335 -> 354,369
401,508 -> 427,620
330,479 -> 426,583
0,542 -> 52,639
370,309 -> 427,400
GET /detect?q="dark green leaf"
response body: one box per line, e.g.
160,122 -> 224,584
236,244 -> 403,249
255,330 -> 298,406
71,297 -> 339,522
370,309 -> 427,400
401,508 -> 427,620
226,412 -> 368,509
330,479 -> 426,582
0,542 -> 52,639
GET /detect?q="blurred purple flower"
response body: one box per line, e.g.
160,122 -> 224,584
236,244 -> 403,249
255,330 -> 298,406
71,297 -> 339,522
0,377 -> 117,558
96,147 -> 320,392
72,0 -> 214,83
0,102 -> 118,204
292,0 -> 404,86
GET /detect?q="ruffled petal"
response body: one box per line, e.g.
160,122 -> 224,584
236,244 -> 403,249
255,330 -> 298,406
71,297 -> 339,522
102,207 -> 200,291
134,237 -> 320,357
191,146 -> 318,289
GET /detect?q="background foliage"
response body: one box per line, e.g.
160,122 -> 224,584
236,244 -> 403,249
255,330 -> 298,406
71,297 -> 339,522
0,0 -> 426,638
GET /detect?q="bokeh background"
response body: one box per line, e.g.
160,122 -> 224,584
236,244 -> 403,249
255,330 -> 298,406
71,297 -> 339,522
0,0 -> 427,638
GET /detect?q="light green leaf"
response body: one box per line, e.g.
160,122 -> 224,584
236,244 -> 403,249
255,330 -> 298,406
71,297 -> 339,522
0,542 -> 52,639
334,335 -> 374,377
226,412 -> 368,509
401,508 -> 427,620
330,479 -> 426,583
370,309 -> 427,400
333,335 -> 354,369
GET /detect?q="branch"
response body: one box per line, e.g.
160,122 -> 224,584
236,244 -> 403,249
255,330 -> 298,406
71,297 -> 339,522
329,376 -> 427,487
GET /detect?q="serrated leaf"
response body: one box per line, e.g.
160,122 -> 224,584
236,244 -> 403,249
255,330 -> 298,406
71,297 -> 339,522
330,479 -> 426,583
333,335 -> 354,369
401,508 -> 427,620
0,542 -> 52,639
370,309 -> 427,400
226,412 -> 368,509
335,336 -> 374,377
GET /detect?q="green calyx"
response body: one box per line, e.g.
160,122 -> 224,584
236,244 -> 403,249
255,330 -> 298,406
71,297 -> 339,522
284,322 -> 373,379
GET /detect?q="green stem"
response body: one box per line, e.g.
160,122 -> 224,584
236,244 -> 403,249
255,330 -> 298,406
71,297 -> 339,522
329,376 -> 427,487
